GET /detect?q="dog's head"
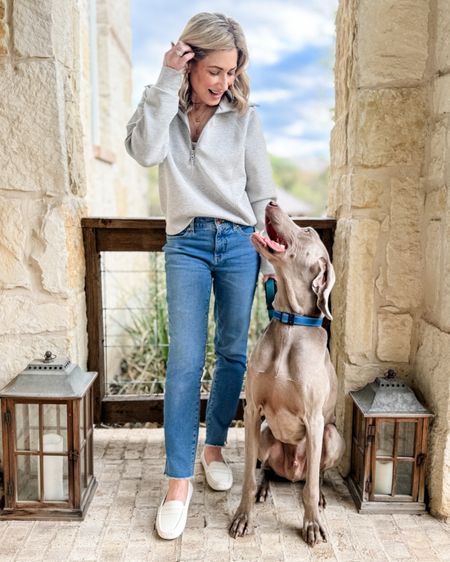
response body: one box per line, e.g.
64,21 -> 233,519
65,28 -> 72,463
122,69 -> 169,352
252,202 -> 335,320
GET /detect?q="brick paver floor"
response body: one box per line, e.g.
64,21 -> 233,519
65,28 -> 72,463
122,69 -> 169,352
0,427 -> 449,561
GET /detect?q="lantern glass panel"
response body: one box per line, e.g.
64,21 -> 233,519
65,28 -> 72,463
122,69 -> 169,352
376,421 -> 394,456
17,455 -> 39,501
15,404 -> 39,451
80,396 -> 85,444
374,458 -> 393,495
80,445 -> 86,492
43,453 -> 69,502
43,404 -> 67,452
396,461 -> 413,496
397,422 -> 416,457
63,455 -> 69,498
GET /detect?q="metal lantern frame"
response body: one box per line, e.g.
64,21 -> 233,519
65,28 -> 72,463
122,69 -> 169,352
0,353 -> 98,520
347,371 -> 433,514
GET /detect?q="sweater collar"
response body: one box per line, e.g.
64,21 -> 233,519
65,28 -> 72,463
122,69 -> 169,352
216,93 -> 236,114
179,93 -> 236,120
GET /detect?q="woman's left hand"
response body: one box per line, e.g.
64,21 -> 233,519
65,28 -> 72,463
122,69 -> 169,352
164,40 -> 195,71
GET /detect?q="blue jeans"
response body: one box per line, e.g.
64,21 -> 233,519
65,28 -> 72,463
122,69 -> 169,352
163,217 -> 260,478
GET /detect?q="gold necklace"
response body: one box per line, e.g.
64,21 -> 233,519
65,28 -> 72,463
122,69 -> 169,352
189,104 -> 216,141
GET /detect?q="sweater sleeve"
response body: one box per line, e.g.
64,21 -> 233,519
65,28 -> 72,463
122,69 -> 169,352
124,66 -> 183,167
245,108 -> 277,275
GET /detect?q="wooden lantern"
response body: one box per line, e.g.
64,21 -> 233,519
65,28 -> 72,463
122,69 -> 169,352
0,352 -> 97,520
347,370 -> 433,513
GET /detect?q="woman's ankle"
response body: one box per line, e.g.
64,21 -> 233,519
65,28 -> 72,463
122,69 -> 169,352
165,478 -> 190,502
204,444 -> 224,464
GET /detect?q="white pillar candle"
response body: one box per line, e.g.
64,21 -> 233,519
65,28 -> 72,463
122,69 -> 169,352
375,458 -> 393,495
43,433 -> 64,501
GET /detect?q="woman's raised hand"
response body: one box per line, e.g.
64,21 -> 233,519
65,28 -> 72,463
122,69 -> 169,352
164,41 -> 195,71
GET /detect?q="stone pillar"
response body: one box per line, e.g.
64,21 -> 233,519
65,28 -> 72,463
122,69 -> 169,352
0,0 -> 8,55
328,0 -> 450,517
0,0 -> 89,382
411,0 -> 450,518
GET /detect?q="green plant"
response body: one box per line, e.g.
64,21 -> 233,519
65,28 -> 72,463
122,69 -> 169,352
108,253 -> 270,395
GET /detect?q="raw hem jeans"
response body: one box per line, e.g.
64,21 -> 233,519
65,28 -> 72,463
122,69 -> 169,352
163,217 -> 259,479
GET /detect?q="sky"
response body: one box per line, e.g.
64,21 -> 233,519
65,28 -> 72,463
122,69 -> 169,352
130,0 -> 338,171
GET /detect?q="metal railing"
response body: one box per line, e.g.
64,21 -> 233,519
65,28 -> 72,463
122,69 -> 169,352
82,217 -> 336,425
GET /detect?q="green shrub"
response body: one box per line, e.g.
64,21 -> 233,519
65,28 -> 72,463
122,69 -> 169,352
109,252 -> 269,395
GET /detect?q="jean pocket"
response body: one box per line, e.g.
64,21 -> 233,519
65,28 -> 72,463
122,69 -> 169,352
166,222 -> 193,239
233,224 -> 255,237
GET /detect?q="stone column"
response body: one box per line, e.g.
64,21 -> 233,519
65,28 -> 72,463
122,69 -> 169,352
0,0 -> 89,382
329,0 -> 428,482
412,0 -> 450,518
331,0 -> 450,518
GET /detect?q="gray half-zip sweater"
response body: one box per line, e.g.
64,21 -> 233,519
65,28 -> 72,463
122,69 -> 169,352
125,66 -> 276,274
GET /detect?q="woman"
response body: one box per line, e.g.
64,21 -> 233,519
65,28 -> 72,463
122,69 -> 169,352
125,12 -> 275,540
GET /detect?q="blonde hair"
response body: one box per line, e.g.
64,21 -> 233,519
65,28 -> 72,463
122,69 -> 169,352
178,13 -> 250,114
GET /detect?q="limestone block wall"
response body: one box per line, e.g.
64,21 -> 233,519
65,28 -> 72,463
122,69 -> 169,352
0,0 -> 148,391
0,0 -> 89,383
412,0 -> 450,519
329,0 -> 450,517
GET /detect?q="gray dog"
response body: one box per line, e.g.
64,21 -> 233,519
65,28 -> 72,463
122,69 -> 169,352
230,201 -> 345,546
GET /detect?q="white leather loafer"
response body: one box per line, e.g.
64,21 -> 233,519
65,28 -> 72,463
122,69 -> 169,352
201,448 -> 233,491
156,480 -> 193,540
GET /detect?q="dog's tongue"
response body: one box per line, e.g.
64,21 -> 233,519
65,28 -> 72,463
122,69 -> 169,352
253,232 -> 285,252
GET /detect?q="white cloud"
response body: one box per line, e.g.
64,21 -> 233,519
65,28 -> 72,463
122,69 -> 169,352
287,67 -> 335,93
283,102 -> 334,137
250,89 -> 293,104
130,0 -> 338,167
177,0 -> 337,65
131,0 -> 338,88
239,3 -> 336,65
267,135 -> 330,167
281,120 -> 307,137
265,100 -> 334,163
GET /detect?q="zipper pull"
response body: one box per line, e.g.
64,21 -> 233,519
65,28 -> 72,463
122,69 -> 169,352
190,148 -> 195,164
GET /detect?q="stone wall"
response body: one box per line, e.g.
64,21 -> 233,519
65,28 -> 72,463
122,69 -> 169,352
0,0 -> 148,387
0,0 -> 89,382
412,0 -> 450,519
329,0 -> 450,518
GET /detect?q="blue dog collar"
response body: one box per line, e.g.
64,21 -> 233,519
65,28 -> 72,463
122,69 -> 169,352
272,310 -> 323,327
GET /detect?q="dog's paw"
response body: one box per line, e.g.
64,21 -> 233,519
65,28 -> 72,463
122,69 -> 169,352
256,481 -> 270,503
302,518 -> 327,546
229,510 -> 254,538
319,491 -> 327,509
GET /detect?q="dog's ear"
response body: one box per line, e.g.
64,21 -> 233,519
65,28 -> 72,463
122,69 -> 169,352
311,256 -> 335,320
